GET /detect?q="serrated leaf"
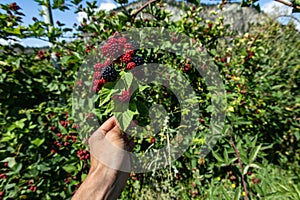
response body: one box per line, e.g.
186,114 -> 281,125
221,184 -> 231,200
212,151 -> 224,163
1,157 -> 16,168
223,148 -> 229,164
114,110 -> 135,131
234,186 -> 241,200
62,164 -> 77,174
99,87 -> 113,107
249,144 -> 261,163
15,118 -> 27,129
124,72 -> 133,88
31,137 -> 45,147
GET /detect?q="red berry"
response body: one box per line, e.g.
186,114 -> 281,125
38,50 -> 45,60
124,43 -> 133,50
93,71 -> 101,79
0,173 -> 7,179
29,186 -> 37,192
150,137 -> 155,144
118,37 -> 127,45
76,80 -> 82,87
94,62 -> 104,71
126,50 -> 135,55
92,85 -> 98,92
118,90 -> 131,103
182,64 -> 191,73
101,38 -> 124,58
126,62 -> 136,70
55,52 -> 61,58
9,2 -> 20,11
64,178 -> 70,184
122,53 -> 132,63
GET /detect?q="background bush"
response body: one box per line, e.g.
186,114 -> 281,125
0,1 -> 299,199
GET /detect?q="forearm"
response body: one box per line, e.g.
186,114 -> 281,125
72,166 -> 118,200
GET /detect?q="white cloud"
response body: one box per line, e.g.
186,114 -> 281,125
261,1 -> 292,16
261,1 -> 300,31
77,0 -> 119,23
98,2 -> 118,11
0,37 -> 23,46
77,11 -> 88,23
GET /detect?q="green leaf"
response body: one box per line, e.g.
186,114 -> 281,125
62,164 -> 77,174
31,137 -> 45,147
223,148 -> 229,164
212,151 -> 224,163
114,110 -> 135,131
115,0 -> 128,4
243,163 -> 261,175
221,184 -> 231,200
99,87 -> 113,107
71,0 -> 82,5
1,157 -> 16,168
234,186 -> 241,200
249,144 -> 261,163
15,118 -> 27,129
124,72 -> 133,88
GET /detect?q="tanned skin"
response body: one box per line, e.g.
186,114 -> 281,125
72,116 -> 133,200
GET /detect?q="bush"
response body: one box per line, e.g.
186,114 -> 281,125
0,1 -> 299,199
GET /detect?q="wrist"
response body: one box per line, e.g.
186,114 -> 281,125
72,164 -> 118,200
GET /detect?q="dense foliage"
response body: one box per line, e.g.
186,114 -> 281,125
0,1 -> 299,199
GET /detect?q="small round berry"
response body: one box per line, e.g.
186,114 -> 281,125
126,62 -> 136,70
131,55 -> 144,66
122,53 -> 132,64
94,62 -> 104,71
118,90 -> 131,102
150,137 -> 155,144
101,66 -> 118,82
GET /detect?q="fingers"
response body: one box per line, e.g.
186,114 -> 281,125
99,116 -> 118,134
91,116 -> 134,152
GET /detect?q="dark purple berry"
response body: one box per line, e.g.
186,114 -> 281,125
131,55 -> 144,66
101,65 -> 118,82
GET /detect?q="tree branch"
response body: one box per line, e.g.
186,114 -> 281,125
274,0 -> 300,10
230,137 -> 249,200
131,0 -> 159,19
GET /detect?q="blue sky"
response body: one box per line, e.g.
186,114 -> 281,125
0,0 -> 299,47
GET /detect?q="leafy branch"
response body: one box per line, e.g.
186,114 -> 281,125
230,137 -> 249,200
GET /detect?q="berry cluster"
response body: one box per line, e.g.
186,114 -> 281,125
101,38 -> 125,58
76,149 -> 90,160
182,59 -> 192,73
0,174 -> 7,179
49,112 -> 79,154
114,89 -> 131,103
92,62 -> 108,92
27,180 -> 37,193
92,35 -> 144,93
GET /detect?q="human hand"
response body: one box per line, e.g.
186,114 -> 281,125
72,116 -> 133,200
